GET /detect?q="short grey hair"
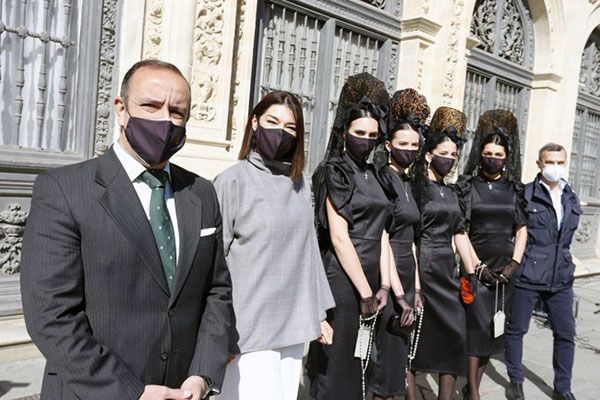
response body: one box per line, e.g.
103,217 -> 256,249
538,142 -> 566,160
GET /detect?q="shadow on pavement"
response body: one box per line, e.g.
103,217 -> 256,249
0,380 -> 30,397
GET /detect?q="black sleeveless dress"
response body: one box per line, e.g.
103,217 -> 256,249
412,180 -> 467,376
369,169 -> 420,397
455,175 -> 527,356
309,154 -> 392,400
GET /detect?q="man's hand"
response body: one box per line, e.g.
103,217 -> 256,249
180,376 -> 207,400
318,320 -> 334,345
139,385 -> 192,400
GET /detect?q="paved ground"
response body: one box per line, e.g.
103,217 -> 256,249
2,276 -> 600,399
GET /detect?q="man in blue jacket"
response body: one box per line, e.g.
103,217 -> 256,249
505,143 -> 581,400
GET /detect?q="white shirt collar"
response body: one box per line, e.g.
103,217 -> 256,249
113,141 -> 171,182
540,177 -> 567,195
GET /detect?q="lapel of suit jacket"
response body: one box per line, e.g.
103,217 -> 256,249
170,164 -> 203,306
96,147 -> 170,296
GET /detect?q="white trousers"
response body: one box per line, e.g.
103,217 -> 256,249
215,343 -> 305,400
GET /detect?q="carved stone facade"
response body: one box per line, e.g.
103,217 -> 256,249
441,0 -> 465,105
94,0 -> 119,156
0,205 -> 28,276
0,0 -> 120,323
3,0 -> 600,341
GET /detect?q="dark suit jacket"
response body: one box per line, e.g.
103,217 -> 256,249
517,175 -> 581,292
21,148 -> 233,399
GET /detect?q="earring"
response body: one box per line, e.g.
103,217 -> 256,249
503,165 -> 506,172
388,152 -> 392,164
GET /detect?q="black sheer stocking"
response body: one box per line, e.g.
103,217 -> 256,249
467,355 -> 489,400
437,373 -> 456,400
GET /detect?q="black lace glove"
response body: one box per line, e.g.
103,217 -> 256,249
468,273 -> 478,296
360,295 -> 379,318
475,262 -> 499,285
499,259 -> 520,283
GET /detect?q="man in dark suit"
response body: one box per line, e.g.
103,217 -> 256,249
505,143 -> 580,400
21,59 -> 233,400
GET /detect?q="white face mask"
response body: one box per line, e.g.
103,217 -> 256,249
542,164 -> 566,183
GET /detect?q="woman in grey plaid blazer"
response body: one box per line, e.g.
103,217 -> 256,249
213,91 -> 335,400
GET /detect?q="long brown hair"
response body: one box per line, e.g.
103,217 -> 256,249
238,91 -> 305,183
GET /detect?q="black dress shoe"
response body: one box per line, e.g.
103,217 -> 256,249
553,391 -> 576,400
506,382 -> 524,400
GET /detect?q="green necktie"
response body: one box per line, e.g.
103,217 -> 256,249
137,170 -> 177,293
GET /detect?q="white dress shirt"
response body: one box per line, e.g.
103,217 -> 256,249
113,142 -> 180,264
540,178 -> 567,230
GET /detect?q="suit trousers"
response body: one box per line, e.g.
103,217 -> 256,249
505,286 -> 576,392
216,343 -> 305,400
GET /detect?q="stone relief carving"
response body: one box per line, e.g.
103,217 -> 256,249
191,0 -> 225,122
442,0 -> 465,104
229,0 -> 247,143
574,218 -> 593,244
191,74 -> 218,121
0,204 -> 28,275
580,42 -> 600,96
95,0 -> 118,156
388,42 -> 399,93
360,0 -> 386,9
143,0 -> 164,59
470,0 -> 496,53
422,0 -> 430,14
470,0 -> 529,66
498,0 -> 524,64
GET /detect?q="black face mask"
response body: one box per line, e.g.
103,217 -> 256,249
345,134 -> 377,162
253,125 -> 297,162
391,148 -> 419,169
430,154 -> 455,177
481,156 -> 506,175
125,116 -> 186,165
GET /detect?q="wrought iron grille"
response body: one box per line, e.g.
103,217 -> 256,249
258,3 -> 323,160
0,0 -> 78,153
570,106 -> 600,199
571,29 -> 600,200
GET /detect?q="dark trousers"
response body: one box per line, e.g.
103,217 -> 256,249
505,286 -> 576,392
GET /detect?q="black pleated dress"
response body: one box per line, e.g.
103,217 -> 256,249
309,154 -> 392,400
411,180 -> 467,377
369,169 -> 420,397
455,175 -> 527,356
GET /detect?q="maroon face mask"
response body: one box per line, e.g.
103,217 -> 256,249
125,116 -> 186,165
430,154 -> 455,177
345,134 -> 377,162
253,125 -> 297,162
391,148 -> 419,169
481,156 -> 506,175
